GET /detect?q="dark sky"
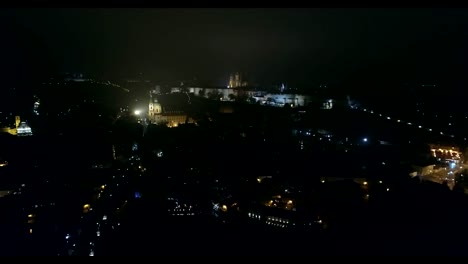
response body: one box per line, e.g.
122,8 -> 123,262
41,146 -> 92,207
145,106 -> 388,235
1,8 -> 468,88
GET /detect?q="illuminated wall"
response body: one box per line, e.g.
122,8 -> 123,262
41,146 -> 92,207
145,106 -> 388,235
164,115 -> 193,127
0,127 -> 16,136
188,87 -> 237,100
253,93 -> 313,106
149,114 -> 194,127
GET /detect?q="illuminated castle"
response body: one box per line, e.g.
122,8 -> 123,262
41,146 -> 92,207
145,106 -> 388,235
0,116 -> 32,136
228,72 -> 248,88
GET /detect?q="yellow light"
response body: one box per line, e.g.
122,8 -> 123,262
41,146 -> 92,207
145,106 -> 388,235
287,200 -> 293,204
101,185 -> 105,190
221,205 -> 228,212
29,228 -> 33,234
363,181 -> 368,185
379,181 -> 383,184
28,214 -> 34,218
257,178 -> 261,183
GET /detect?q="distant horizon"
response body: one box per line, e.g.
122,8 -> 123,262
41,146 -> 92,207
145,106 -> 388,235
0,8 -> 467,92
5,69 -> 466,89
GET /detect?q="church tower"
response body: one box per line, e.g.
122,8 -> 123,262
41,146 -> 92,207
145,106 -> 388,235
15,116 -> 20,128
234,72 -> 241,87
229,74 -> 234,88
228,72 -> 244,88
148,92 -> 162,123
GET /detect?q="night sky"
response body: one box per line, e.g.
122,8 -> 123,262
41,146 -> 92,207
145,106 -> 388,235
1,8 -> 468,89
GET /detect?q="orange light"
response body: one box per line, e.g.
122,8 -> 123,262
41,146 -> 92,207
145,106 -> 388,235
221,205 -> 228,212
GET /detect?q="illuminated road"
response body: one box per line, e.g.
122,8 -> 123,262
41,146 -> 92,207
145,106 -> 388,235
423,164 -> 468,190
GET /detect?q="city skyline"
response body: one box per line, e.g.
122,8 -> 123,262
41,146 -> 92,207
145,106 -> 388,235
2,8 -> 468,256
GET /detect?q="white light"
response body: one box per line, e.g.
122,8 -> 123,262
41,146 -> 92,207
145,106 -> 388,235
363,138 -> 368,142
134,110 -> 141,115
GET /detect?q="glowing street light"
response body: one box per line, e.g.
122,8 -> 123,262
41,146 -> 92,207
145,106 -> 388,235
134,110 -> 142,115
